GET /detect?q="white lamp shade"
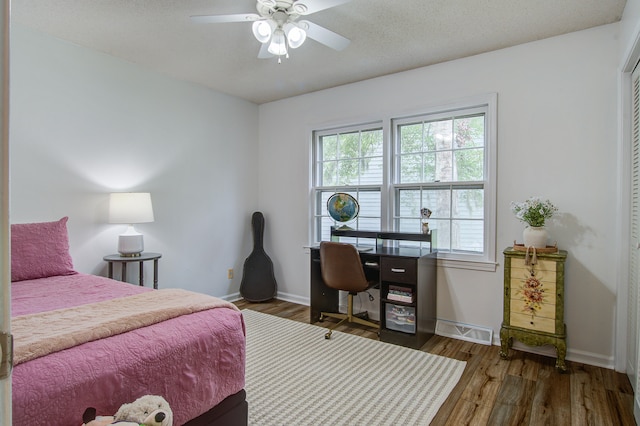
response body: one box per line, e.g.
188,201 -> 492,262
284,23 -> 306,49
109,192 -> 155,224
252,20 -> 273,44
268,29 -> 288,56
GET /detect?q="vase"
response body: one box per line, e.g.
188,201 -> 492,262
522,226 -> 548,248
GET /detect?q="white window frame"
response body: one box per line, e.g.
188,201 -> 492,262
312,122 -> 385,244
391,94 -> 497,270
311,94 -> 497,271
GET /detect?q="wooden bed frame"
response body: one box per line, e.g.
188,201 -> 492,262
184,389 -> 248,425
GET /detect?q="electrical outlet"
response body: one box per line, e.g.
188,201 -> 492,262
227,269 -> 233,279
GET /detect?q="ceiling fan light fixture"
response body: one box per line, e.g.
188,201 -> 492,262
268,29 -> 288,56
258,0 -> 277,7
252,20 -> 273,43
284,22 -> 306,48
293,3 -> 308,14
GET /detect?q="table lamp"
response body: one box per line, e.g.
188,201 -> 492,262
109,192 -> 154,257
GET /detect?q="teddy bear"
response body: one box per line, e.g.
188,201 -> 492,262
82,394 -> 172,426
81,407 -> 137,426
114,395 -> 173,426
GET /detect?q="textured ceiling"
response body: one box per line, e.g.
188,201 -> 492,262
12,0 -> 627,104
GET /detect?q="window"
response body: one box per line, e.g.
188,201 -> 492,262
393,106 -> 489,257
312,95 -> 496,269
312,123 -> 384,242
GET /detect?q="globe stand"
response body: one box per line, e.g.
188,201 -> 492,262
334,220 -> 355,230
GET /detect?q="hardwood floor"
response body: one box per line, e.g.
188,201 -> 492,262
234,298 -> 636,426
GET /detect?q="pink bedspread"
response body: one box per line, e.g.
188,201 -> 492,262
11,273 -> 246,426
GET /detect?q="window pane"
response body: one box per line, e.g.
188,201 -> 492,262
357,216 -> 381,231
319,216 -> 334,241
338,132 -> 359,159
454,148 -> 484,181
430,219 -> 450,250
398,218 -> 421,233
398,189 -> 421,217
454,115 -> 484,149
429,119 -> 453,150
435,151 -> 453,182
400,123 -> 423,153
422,122 -> 436,151
337,159 -> 360,185
423,152 -> 436,182
318,191 -> 332,215
362,129 -> 383,157
422,188 -> 451,218
360,157 -> 383,185
321,135 -> 337,160
399,154 -> 422,183
452,189 -> 484,219
322,161 -> 337,186
452,220 -> 483,252
357,191 -> 381,218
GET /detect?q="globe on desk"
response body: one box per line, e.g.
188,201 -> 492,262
327,193 -> 359,229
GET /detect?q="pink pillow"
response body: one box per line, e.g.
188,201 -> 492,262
11,217 -> 76,282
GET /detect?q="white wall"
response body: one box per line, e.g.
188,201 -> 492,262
9,24 -> 260,298
258,24 -> 620,366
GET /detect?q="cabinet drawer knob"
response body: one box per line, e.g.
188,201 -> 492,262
391,268 -> 406,273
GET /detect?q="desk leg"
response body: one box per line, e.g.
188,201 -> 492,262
153,259 -> 159,289
108,262 -> 113,279
139,261 -> 144,287
122,263 -> 127,282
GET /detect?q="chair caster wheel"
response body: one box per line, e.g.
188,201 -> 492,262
325,331 -> 332,339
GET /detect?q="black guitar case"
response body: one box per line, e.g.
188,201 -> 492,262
240,211 -> 277,302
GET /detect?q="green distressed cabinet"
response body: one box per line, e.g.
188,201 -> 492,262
499,247 -> 568,372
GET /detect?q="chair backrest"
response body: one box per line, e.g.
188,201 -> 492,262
320,241 -> 369,293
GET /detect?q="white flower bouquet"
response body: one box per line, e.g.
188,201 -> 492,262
511,196 -> 558,227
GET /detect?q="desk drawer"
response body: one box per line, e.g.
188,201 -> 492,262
381,258 -> 417,284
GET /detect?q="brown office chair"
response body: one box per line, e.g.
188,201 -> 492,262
319,241 -> 379,339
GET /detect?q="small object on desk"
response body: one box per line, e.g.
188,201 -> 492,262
103,252 -> 162,289
421,207 -> 432,234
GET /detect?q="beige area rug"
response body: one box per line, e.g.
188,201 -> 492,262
243,309 -> 466,425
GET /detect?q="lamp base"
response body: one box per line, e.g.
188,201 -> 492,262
118,234 -> 144,257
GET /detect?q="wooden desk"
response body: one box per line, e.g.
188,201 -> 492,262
104,252 -> 162,289
310,229 -> 437,349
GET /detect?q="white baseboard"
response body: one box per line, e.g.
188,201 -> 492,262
221,292 -> 242,302
274,291 -> 309,306
490,334 -> 615,369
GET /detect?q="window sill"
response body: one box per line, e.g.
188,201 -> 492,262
436,257 -> 498,272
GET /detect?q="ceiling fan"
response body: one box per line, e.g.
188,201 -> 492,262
191,0 -> 351,63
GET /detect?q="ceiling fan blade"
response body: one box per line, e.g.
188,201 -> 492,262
300,20 -> 350,51
295,0 -> 351,15
258,43 -> 274,59
190,13 -> 260,24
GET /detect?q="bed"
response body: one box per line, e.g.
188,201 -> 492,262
10,217 -> 247,425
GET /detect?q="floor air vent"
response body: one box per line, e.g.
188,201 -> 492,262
435,319 -> 493,346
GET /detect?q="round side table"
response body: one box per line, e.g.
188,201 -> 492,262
103,252 -> 162,289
